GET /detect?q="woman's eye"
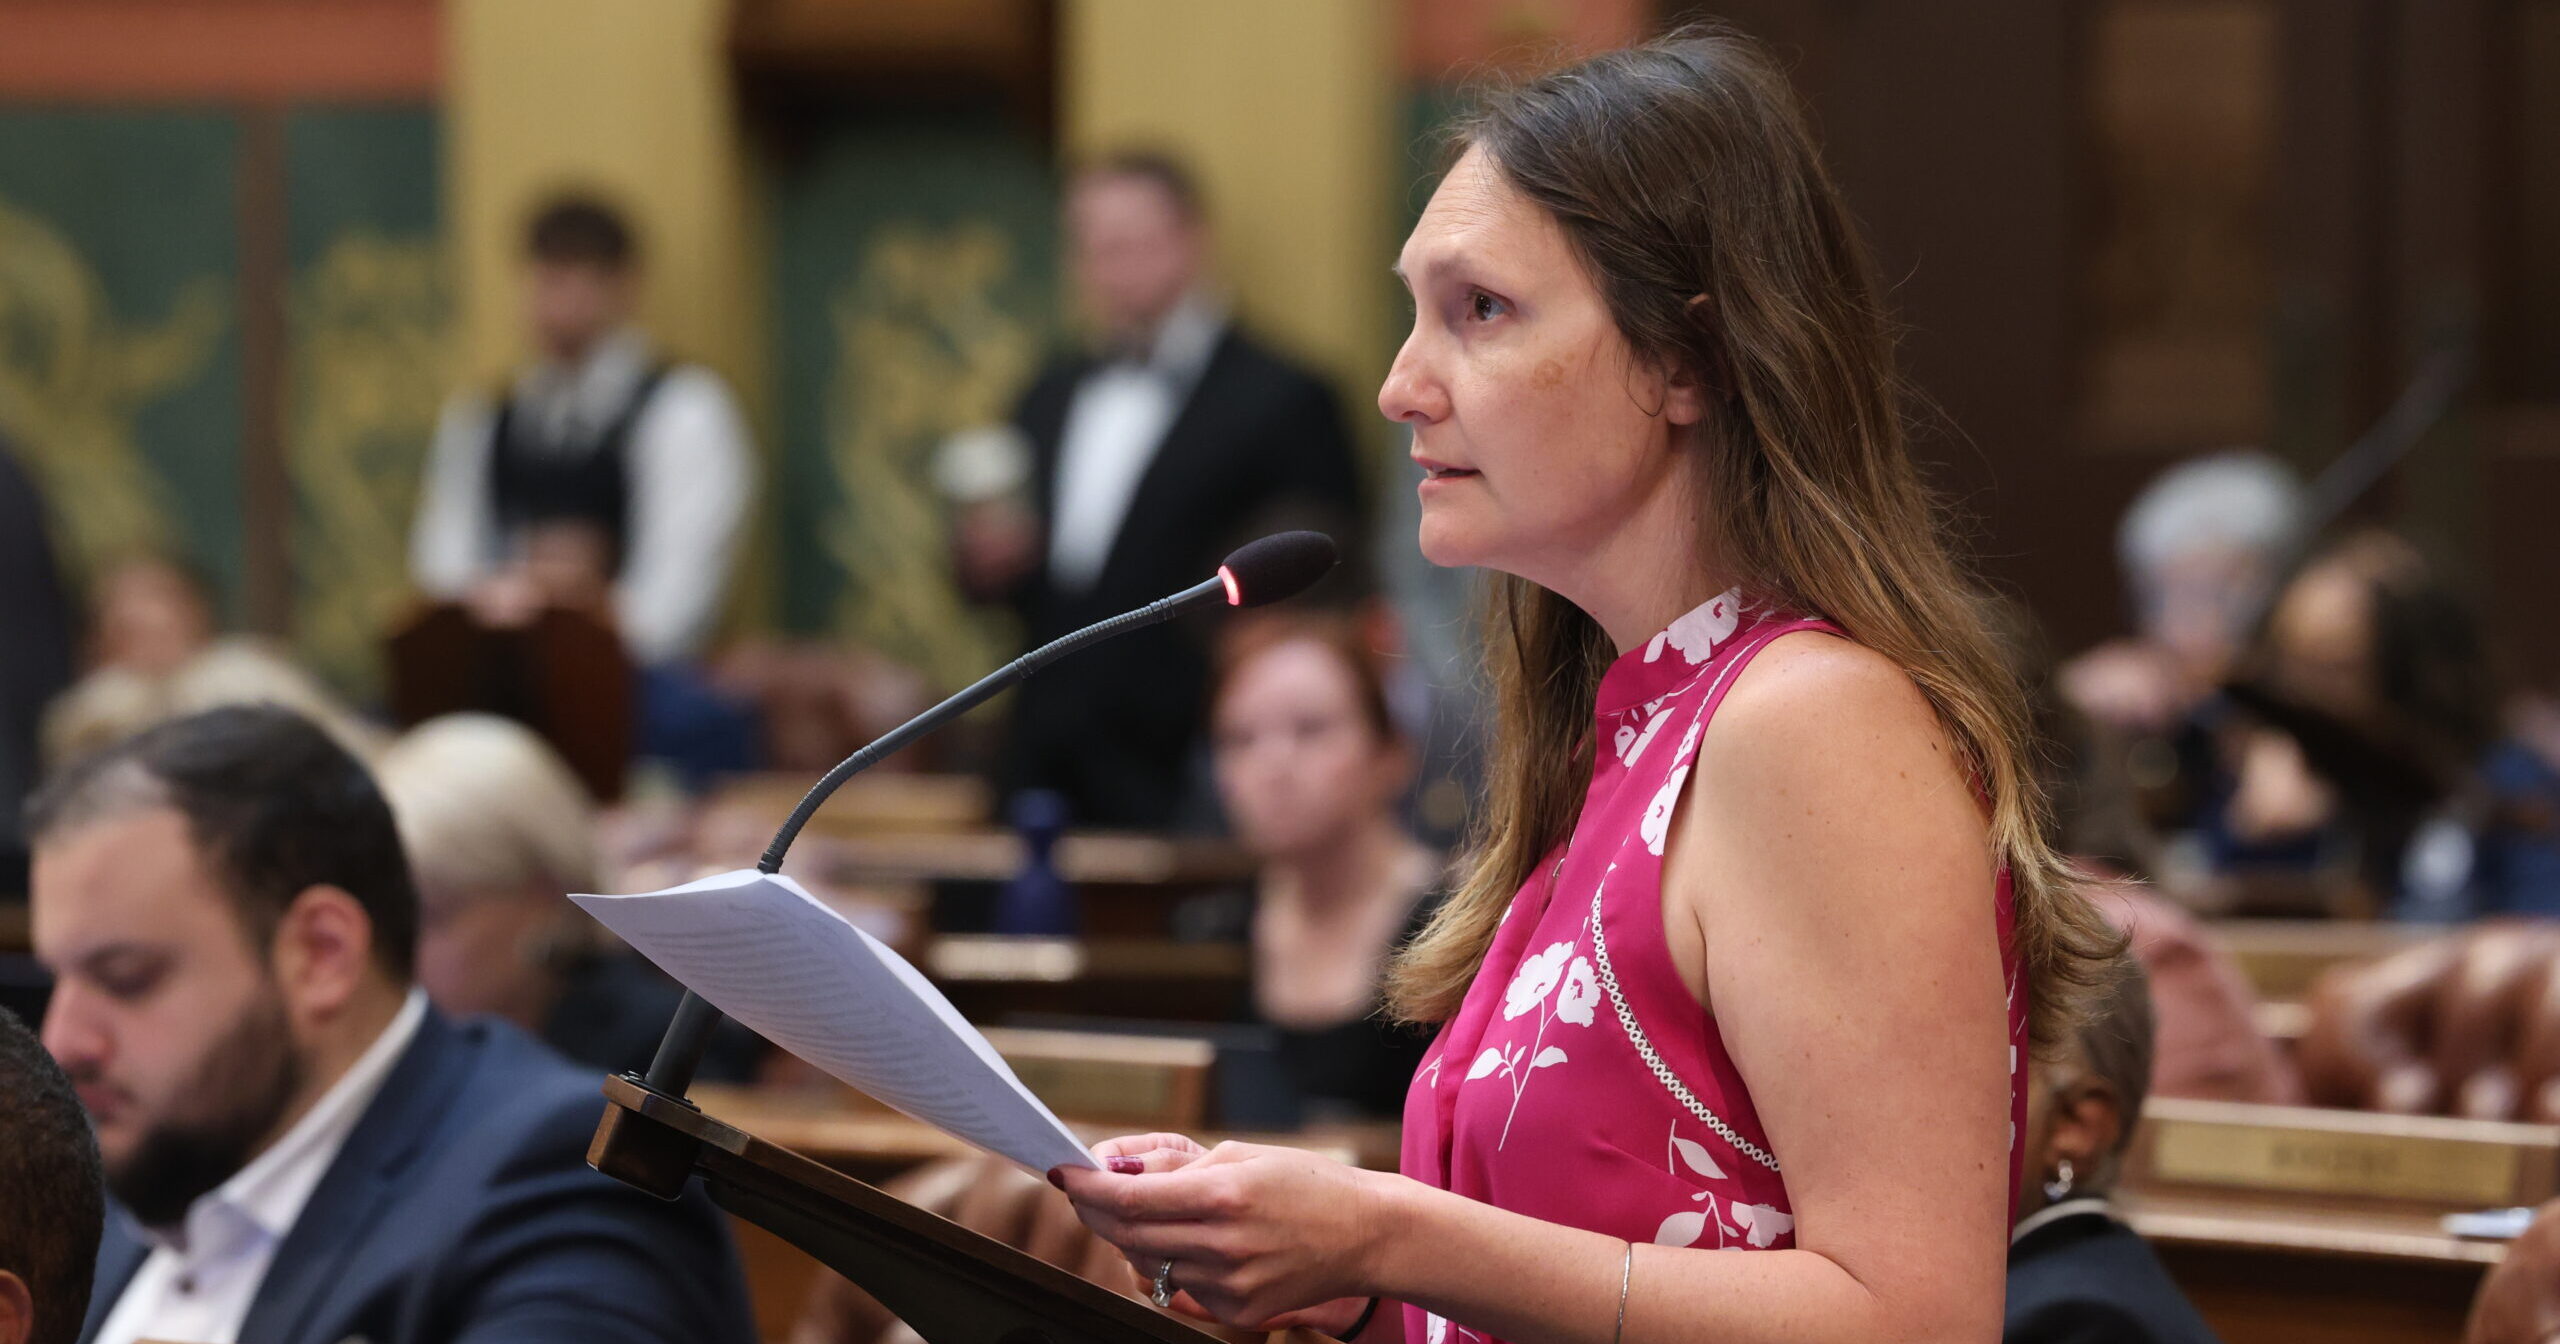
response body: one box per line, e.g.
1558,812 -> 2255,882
1467,290 -> 1508,322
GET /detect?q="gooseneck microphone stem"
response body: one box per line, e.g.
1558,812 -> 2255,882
636,531 -> 1334,1105
639,575 -> 1226,1101
754,575 -> 1225,876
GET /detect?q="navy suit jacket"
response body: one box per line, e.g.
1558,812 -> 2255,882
2005,1208 -> 2223,1344
80,1007 -> 755,1344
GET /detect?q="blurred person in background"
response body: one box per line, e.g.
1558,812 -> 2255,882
409,194 -> 758,780
2034,608 -> 2298,1107
0,441 -> 74,900
2062,451 -> 2304,741
376,713 -> 760,1083
2056,452 -> 2303,885
28,706 -> 752,1344
0,1003 -> 102,1344
1179,612 -> 1443,1121
2207,530 -> 2503,916
41,554 -> 378,769
2006,955 -> 2221,1344
957,150 -> 1366,830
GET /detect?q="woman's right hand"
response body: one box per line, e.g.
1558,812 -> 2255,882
1056,1133 -> 1211,1306
1054,1136 -> 1380,1334
1086,1131 -> 1210,1174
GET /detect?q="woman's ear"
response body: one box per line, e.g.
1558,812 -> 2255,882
2048,1077 -> 2127,1176
1660,368 -> 1711,427
1660,292 -> 1732,426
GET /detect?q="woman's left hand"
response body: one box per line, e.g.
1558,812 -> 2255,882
1055,1140 -> 1392,1330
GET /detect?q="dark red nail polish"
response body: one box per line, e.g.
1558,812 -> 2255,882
1046,1168 -> 1066,1189
1107,1155 -> 1145,1174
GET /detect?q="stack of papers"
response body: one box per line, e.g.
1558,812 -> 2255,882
572,869 -> 1098,1173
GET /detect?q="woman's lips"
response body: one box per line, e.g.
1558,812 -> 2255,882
1413,455 -> 1479,482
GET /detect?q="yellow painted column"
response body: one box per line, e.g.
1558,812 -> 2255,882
443,0 -> 769,626
1062,0 -> 1395,423
444,0 -> 765,410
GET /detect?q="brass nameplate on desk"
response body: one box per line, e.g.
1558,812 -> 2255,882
2148,1115 -> 2524,1205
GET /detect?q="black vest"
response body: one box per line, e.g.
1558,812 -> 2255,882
484,365 -> 670,574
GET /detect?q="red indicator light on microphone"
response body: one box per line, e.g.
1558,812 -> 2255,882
1218,566 -> 1243,606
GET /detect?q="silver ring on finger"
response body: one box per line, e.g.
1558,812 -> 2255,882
1151,1258 -> 1176,1308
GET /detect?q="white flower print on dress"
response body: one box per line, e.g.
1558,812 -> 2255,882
1422,1314 -> 1482,1344
1555,957 -> 1598,1027
1644,589 -> 1742,665
1732,1203 -> 1795,1248
1612,697 -> 1673,766
1501,940 -> 1575,1021
1650,1119 -> 1790,1249
1640,765 -> 1690,857
1640,720 -> 1708,856
1470,934 -> 1597,1149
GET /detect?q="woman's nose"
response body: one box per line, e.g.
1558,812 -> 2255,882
1377,334 -> 1447,425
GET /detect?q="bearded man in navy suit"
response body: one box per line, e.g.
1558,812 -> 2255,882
25,706 -> 753,1344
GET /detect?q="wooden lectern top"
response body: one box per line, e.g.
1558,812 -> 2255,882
592,1074 -> 1228,1344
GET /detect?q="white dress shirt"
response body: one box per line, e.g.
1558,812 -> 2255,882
1046,294 -> 1225,594
93,990 -> 429,1344
409,328 -> 754,665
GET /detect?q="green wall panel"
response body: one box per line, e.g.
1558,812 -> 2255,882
0,108 -> 241,618
768,111 -> 1058,690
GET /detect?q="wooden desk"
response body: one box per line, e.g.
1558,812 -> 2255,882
823,830 -> 1252,884
712,772 -> 992,835
2213,919 -> 2434,1004
926,936 -> 1250,1023
822,831 -> 1254,938
2122,1099 -> 2556,1344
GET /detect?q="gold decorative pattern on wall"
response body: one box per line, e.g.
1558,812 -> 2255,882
289,231 -> 452,698
823,220 -> 1040,689
0,195 -> 223,583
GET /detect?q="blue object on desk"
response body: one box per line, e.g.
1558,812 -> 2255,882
994,788 -> 1078,935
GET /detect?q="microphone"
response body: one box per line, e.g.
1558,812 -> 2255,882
751,529 -> 1336,874
639,531 -> 1337,1096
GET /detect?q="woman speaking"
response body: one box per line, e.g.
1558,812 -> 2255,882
1055,25 -> 2115,1344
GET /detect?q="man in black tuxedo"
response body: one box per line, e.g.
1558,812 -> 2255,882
961,151 -> 1366,830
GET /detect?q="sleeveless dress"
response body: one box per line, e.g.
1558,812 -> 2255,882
1397,592 -> 2026,1344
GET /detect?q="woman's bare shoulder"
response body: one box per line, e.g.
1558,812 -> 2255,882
1681,629 -> 1984,875
1708,630 -> 1952,764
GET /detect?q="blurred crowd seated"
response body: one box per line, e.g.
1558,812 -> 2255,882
9,152 -> 2560,1344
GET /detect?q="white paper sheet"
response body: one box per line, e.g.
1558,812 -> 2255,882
571,869 -> 1098,1173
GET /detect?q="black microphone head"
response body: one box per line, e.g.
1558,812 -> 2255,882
1216,531 -> 1338,608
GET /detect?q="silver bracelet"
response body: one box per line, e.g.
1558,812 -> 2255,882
1615,1240 -> 1633,1344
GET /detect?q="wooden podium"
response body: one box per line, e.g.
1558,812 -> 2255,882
589,1074 -> 1225,1344
385,602 -> 633,802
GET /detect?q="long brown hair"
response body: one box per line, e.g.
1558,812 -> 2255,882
1384,25 -> 2117,1053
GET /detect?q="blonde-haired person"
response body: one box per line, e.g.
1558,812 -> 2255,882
1055,25 -> 2116,1344
42,555 -> 383,768
376,713 -> 759,1080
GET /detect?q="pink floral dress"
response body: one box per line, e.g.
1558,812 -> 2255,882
1398,592 -> 2026,1344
